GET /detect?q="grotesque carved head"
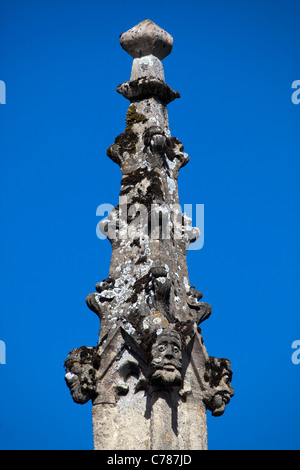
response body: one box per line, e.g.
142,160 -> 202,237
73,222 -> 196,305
64,346 -> 100,404
149,328 -> 182,387
203,356 -> 234,416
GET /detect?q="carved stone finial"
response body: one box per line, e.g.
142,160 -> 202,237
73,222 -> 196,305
120,19 -> 173,60
119,20 -> 175,86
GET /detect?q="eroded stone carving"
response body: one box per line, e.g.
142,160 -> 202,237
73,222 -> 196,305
64,346 -> 100,404
149,327 -> 183,387
203,356 -> 234,417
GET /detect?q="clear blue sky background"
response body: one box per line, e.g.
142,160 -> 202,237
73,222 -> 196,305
0,0 -> 299,450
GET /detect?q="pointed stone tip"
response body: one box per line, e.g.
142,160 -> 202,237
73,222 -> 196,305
120,19 -> 173,60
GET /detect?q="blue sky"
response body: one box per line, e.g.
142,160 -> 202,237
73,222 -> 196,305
0,0 -> 299,450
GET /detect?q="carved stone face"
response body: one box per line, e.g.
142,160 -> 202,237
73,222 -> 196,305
64,347 -> 98,404
210,369 -> 234,416
203,357 -> 234,416
149,330 -> 182,387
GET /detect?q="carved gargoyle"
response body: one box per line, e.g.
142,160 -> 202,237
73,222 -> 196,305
202,356 -> 234,416
64,346 -> 100,404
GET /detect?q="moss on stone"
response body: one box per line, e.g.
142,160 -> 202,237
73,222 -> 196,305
107,105 -> 147,161
125,104 -> 147,130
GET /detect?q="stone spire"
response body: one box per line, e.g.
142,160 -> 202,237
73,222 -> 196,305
64,19 -> 234,450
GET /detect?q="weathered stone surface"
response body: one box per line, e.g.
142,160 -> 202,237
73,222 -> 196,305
120,19 -> 173,60
64,19 -> 234,451
130,55 -> 165,81
117,77 -> 180,105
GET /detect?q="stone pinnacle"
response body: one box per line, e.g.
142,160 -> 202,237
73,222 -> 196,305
64,20 -> 234,451
120,19 -> 173,60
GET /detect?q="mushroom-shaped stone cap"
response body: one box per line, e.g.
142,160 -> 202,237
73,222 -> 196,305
120,19 -> 173,60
